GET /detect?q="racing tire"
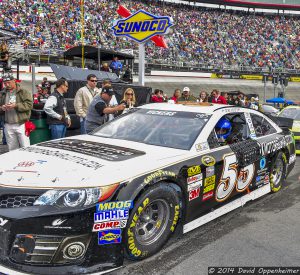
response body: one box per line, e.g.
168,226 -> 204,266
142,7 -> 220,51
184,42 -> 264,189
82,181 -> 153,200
124,183 -> 181,260
270,151 -> 287,193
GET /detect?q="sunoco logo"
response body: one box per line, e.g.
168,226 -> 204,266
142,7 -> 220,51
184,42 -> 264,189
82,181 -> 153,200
112,10 -> 173,43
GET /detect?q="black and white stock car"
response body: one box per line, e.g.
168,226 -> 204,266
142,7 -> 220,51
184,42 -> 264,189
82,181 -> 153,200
0,103 -> 296,274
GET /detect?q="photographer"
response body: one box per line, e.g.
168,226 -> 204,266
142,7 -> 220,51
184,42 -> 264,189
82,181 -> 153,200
44,79 -> 71,140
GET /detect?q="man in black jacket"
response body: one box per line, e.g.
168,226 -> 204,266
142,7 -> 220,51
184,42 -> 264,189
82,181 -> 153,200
44,79 -> 71,140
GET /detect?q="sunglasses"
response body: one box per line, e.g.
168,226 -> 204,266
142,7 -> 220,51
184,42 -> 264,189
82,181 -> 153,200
126,93 -> 133,96
89,80 -> 97,82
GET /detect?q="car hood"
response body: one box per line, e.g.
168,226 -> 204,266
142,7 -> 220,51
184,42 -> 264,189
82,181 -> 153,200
0,135 -> 189,189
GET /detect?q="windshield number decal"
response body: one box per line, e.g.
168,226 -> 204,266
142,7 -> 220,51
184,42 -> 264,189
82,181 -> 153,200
216,153 -> 255,202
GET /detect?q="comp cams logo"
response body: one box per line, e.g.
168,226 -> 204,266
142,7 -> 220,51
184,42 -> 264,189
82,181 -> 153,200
112,10 -> 173,43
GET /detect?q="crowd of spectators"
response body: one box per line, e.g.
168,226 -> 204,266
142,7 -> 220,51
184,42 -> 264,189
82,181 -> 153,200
1,0 -> 300,69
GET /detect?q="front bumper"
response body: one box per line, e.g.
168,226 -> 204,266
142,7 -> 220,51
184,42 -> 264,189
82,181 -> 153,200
0,205 -> 123,275
292,132 -> 300,154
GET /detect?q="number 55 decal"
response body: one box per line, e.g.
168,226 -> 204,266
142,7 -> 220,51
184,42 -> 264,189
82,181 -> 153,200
216,153 -> 255,202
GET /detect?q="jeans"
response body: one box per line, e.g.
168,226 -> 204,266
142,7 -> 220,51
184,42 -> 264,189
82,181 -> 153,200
80,117 -> 87,134
0,121 -> 7,145
49,124 -> 66,140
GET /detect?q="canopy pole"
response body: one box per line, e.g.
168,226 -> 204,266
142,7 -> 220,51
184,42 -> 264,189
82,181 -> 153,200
81,0 -> 85,69
138,43 -> 145,86
98,47 -> 101,71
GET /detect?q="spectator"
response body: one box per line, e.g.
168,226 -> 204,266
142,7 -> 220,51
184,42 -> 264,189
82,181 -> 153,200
178,87 -> 197,102
120,88 -> 137,109
74,74 -> 100,134
44,78 -> 71,140
235,92 -> 246,107
151,89 -> 165,103
211,89 -> 227,104
0,43 -> 10,72
41,77 -> 54,94
0,75 -> 33,151
100,79 -> 119,121
122,65 -> 132,83
101,63 -> 110,72
109,57 -> 123,76
85,86 -> 125,133
199,91 -> 209,103
170,89 -> 181,103
221,92 -> 229,103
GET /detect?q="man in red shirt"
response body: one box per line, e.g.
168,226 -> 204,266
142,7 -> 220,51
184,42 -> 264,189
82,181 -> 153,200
211,89 -> 227,104
151,89 -> 165,103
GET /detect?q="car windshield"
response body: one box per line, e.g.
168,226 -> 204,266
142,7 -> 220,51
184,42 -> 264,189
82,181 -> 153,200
279,108 -> 300,120
93,109 -> 210,150
262,105 -> 279,114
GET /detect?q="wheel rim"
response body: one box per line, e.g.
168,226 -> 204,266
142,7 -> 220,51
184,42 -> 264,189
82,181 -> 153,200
134,199 -> 170,246
272,157 -> 284,187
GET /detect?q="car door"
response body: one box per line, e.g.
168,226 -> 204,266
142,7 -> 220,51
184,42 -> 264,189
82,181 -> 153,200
185,111 -> 257,223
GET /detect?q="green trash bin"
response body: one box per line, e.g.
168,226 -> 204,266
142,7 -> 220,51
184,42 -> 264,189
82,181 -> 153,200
29,110 -> 51,145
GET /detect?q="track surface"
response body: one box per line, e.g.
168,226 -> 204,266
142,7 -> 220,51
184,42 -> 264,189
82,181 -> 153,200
114,158 -> 300,275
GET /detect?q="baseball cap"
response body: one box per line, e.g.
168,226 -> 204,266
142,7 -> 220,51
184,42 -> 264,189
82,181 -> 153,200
183,87 -> 190,92
102,86 -> 114,96
36,84 -> 42,88
2,75 -> 15,82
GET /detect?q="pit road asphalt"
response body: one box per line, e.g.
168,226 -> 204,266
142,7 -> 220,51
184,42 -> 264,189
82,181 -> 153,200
114,157 -> 300,275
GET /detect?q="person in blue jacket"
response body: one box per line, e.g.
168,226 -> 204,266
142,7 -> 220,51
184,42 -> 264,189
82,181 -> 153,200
109,57 -> 123,77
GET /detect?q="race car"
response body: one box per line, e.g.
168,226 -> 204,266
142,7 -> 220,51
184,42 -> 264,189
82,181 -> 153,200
278,105 -> 300,154
0,103 -> 296,275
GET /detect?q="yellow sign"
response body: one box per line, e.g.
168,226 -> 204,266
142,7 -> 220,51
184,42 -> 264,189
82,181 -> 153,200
112,10 -> 173,43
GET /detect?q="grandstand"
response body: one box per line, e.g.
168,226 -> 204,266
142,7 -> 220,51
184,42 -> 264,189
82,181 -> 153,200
1,0 -> 300,74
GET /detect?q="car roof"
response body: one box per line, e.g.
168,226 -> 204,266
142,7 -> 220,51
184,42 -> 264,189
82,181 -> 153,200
139,103 -> 234,114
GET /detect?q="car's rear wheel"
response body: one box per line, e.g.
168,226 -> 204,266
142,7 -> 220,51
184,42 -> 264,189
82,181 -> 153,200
270,152 -> 287,192
124,183 -> 181,260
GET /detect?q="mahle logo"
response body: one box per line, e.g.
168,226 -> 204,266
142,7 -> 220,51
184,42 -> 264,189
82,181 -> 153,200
112,10 -> 173,43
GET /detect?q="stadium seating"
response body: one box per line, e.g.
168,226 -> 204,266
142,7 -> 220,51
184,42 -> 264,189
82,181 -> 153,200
1,0 -> 300,70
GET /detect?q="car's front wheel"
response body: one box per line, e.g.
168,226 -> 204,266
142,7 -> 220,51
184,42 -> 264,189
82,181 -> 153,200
124,183 -> 181,260
270,151 -> 287,192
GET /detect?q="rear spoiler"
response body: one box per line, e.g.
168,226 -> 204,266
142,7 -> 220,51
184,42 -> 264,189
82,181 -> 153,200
269,116 -> 294,129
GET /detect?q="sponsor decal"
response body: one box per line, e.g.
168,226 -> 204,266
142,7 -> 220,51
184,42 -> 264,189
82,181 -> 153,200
93,220 -> 127,232
144,170 -> 176,184
258,136 -> 293,156
187,165 -> 201,177
36,160 -> 47,165
206,166 -> 215,177
112,10 -> 173,43
187,173 -> 202,184
204,175 -> 216,187
98,229 -> 122,245
20,147 -> 103,170
221,108 -> 242,113
203,183 -> 215,194
195,142 -> 209,152
189,187 -> 200,201
146,110 -> 176,116
202,191 -> 214,202
201,156 -> 216,167
187,181 -> 202,192
94,209 -> 129,223
38,139 -> 145,162
260,157 -> 266,170
264,173 -> 269,184
0,217 -> 8,227
44,218 -> 72,229
96,200 -> 133,212
245,113 -> 256,138
17,161 -> 35,167
289,154 -> 296,164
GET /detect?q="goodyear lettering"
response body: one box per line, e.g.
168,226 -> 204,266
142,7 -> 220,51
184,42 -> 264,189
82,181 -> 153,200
144,170 -> 176,184
94,209 -> 129,223
187,166 -> 201,177
170,205 -> 180,232
127,197 -> 150,257
96,200 -> 133,212
112,10 -> 173,43
93,220 -> 127,232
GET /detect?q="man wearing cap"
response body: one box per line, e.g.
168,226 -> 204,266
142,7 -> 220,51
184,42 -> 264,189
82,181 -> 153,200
178,87 -> 197,102
85,86 -> 125,133
44,78 -> 71,140
0,75 -> 33,151
74,74 -> 100,134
